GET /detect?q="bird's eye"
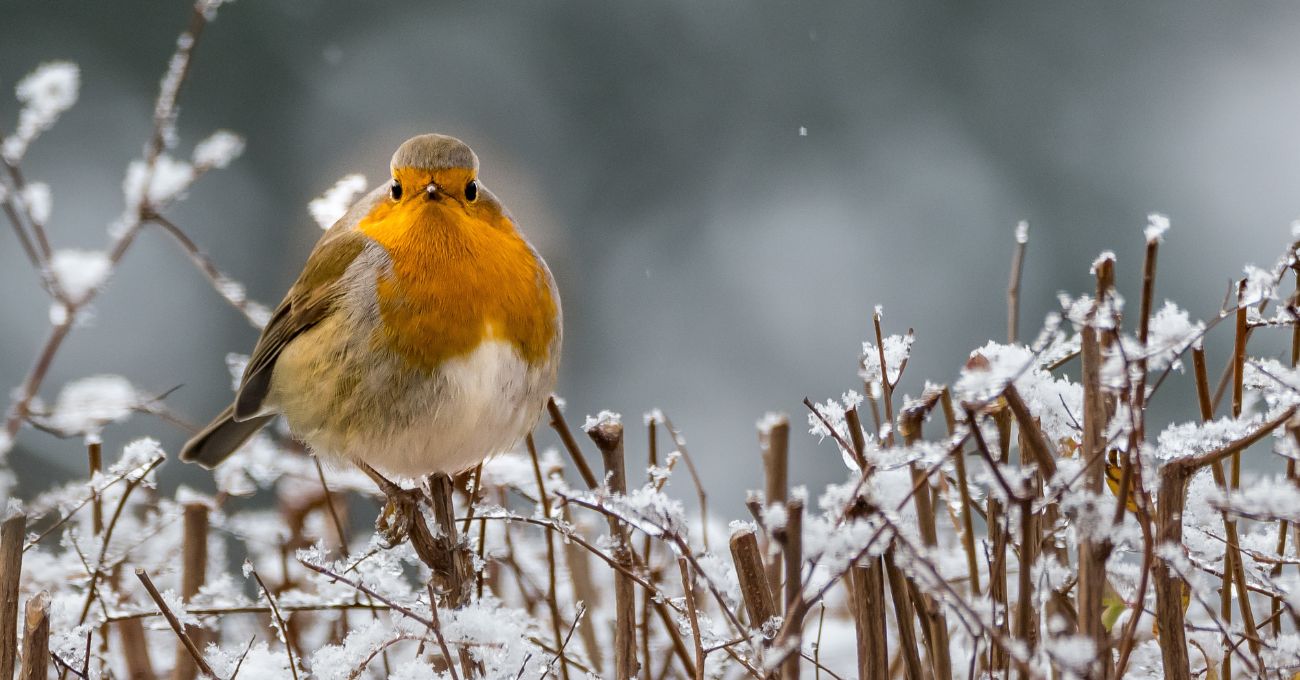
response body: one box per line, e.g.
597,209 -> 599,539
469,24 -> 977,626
389,180 -> 403,201
464,179 -> 478,203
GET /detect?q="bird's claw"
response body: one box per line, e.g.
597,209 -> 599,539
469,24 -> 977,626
375,485 -> 426,548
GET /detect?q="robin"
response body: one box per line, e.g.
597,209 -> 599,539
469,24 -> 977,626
180,134 -> 562,514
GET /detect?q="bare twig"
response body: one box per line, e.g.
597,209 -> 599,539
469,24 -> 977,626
677,558 -> 705,680
19,591 -> 49,680
134,569 -> 218,679
250,567 -> 299,680
587,419 -> 639,680
0,512 -> 25,680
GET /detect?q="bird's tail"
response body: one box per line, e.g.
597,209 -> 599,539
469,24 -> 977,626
179,402 -> 275,468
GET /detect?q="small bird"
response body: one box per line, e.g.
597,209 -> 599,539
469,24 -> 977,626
180,134 -> 562,501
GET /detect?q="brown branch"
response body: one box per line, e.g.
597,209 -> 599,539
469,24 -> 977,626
527,434 -> 570,680
173,503 -> 210,680
0,512 -> 25,680
250,568 -> 299,680
677,558 -> 706,680
134,569 -> 218,679
148,213 -> 265,327
730,529 -> 777,637
19,591 -> 49,680
587,420 -> 639,680
546,397 -> 598,489
1008,220 -> 1028,343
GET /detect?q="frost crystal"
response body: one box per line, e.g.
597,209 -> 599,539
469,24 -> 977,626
46,375 -> 139,435
756,411 -> 788,434
1154,415 -> 1262,462
1144,212 -> 1170,243
860,333 -> 913,386
1206,477 -> 1300,523
308,173 -> 368,229
1014,220 -> 1029,244
192,129 -> 244,169
583,410 -> 622,432
1241,265 -> 1277,307
123,155 -> 195,210
1144,301 -> 1203,372
3,61 -> 80,162
49,249 -> 111,301
19,182 -> 51,225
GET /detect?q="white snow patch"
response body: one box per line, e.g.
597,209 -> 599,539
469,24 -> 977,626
192,130 -> 244,169
19,182 -> 51,225
123,155 -> 194,210
1144,213 -> 1170,243
308,174 -> 367,229
49,249 -> 111,300
47,375 -> 139,435
2,61 -> 79,162
583,410 -> 622,432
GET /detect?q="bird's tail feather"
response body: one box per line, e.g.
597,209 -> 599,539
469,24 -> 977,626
179,402 -> 274,468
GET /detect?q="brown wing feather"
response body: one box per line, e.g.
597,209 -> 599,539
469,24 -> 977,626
232,228 -> 371,421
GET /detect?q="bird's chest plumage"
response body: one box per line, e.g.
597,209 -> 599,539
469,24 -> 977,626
364,205 -> 559,373
269,224 -> 561,478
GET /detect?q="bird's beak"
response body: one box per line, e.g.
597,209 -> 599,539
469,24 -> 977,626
424,183 -> 439,200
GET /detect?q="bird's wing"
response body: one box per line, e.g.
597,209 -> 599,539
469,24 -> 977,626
233,191 -> 384,420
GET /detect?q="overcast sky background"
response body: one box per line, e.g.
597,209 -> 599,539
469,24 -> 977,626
3,1 -> 1300,512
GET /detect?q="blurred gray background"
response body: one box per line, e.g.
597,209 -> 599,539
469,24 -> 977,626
3,1 -> 1299,512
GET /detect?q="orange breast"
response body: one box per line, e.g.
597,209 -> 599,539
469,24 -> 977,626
357,195 -> 558,372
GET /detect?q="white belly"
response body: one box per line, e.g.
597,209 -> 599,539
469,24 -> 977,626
358,339 -> 552,478
271,326 -> 556,480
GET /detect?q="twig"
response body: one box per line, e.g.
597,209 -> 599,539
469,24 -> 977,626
19,591 -> 49,680
298,560 -> 435,629
173,503 -> 210,680
0,512 -> 25,680
148,213 -> 265,327
587,419 -> 639,680
250,567 -> 299,680
1008,220 -> 1028,343
426,586 -> 462,680
547,397 -> 598,489
760,414 -> 789,599
777,498 -> 804,680
542,604 -> 585,680
313,458 -> 350,558
677,557 -> 705,680
134,569 -> 218,679
730,529 -> 777,638
527,434 -> 570,680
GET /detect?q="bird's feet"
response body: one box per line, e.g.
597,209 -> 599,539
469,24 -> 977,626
375,484 -> 427,548
355,461 -> 427,548
355,462 -> 447,570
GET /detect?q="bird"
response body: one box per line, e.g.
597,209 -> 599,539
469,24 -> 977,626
180,133 -> 562,512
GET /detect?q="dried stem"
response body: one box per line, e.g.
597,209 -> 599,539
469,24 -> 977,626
587,420 -> 639,680
250,568 -> 299,680
1008,221 -> 1028,343
173,503 -> 209,680
0,512 -> 26,680
777,499 -> 804,680
526,434 -> 570,680
1075,258 -> 1112,668
135,569 -> 217,679
848,560 -> 886,680
761,415 -> 790,599
730,529 -> 777,637
547,397 -> 598,489
677,558 -> 706,680
18,592 -> 48,680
